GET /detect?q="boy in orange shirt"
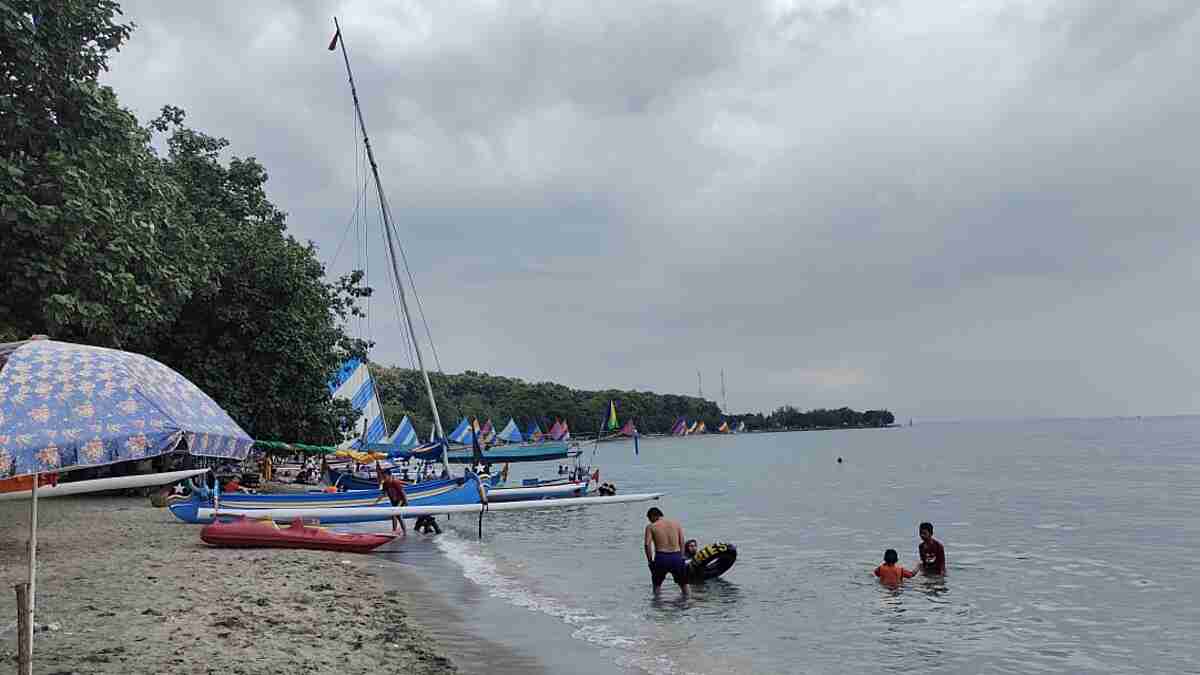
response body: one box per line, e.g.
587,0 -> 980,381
873,549 -> 917,587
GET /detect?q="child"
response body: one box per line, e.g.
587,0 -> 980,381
874,549 -> 917,587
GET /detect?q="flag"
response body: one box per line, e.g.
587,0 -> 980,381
328,29 -> 341,51
606,400 -> 618,431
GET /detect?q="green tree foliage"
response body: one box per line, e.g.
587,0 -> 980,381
766,406 -> 894,429
374,367 -> 895,435
375,367 -> 723,436
0,0 -> 366,444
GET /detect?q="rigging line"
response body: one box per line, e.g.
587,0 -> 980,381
391,233 -> 445,373
377,205 -> 419,373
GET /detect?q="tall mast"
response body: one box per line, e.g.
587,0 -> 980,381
697,370 -> 703,398
333,18 -> 449,476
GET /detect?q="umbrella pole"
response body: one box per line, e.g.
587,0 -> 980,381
23,470 -> 38,674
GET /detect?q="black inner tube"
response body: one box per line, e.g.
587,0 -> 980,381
688,542 -> 737,582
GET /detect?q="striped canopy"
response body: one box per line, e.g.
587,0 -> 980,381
0,339 -> 252,478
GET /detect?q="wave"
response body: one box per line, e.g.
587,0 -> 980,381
436,533 -> 693,675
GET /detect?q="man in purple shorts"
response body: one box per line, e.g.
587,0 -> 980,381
644,507 -> 689,596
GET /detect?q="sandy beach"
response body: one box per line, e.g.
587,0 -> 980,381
0,495 -> 457,674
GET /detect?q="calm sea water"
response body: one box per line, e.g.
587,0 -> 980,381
380,417 -> 1200,674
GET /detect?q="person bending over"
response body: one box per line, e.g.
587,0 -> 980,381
644,507 -> 688,596
379,473 -> 408,535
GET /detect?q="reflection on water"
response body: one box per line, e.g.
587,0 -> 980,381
397,418 -> 1200,674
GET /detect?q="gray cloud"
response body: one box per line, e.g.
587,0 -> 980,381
103,0 -> 1200,419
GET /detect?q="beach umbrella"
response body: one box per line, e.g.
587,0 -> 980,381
0,338 -> 253,672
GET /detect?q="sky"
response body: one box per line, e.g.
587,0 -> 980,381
101,0 -> 1200,420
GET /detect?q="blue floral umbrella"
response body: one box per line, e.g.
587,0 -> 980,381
0,338 -> 252,669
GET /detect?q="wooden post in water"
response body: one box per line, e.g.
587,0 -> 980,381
14,582 -> 31,675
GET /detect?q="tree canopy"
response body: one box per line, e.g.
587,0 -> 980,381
0,0 -> 366,444
374,367 -> 893,436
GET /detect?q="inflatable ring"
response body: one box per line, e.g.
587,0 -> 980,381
687,542 -> 737,582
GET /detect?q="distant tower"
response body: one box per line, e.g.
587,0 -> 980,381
721,369 -> 727,413
697,370 -> 703,398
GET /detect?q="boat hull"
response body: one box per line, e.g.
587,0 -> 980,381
487,480 -> 589,502
0,469 -> 209,502
200,516 -> 395,553
170,474 -> 485,524
200,492 -> 664,524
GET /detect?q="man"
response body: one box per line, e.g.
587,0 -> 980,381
917,522 -> 946,575
379,472 -> 408,535
644,507 -> 688,596
683,539 -> 699,561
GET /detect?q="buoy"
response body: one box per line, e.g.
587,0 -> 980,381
837,457 -> 843,464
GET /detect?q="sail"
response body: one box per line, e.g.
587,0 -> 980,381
429,425 -> 436,442
670,418 -> 687,435
561,420 -> 571,441
447,417 -> 472,444
386,415 -> 418,449
329,357 -> 388,449
619,419 -> 637,436
606,401 -> 619,431
686,421 -> 698,435
497,418 -> 523,443
526,420 -> 544,441
736,421 -> 746,432
547,419 -> 563,440
696,421 -> 707,434
717,421 -> 730,433
480,419 -> 495,443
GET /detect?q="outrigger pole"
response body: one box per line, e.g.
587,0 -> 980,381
332,18 -> 451,477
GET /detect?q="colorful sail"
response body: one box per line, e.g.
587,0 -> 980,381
386,415 -> 418,449
619,419 -> 637,436
561,420 -> 571,441
606,401 -> 619,431
497,418 -> 523,443
329,357 -> 388,449
447,417 -> 472,444
686,421 -> 698,435
696,421 -> 707,434
526,420 -> 544,442
670,418 -> 687,435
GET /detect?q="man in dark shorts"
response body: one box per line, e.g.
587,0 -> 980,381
379,472 -> 408,535
917,521 -> 946,575
644,507 -> 688,596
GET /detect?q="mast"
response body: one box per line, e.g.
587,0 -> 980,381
333,18 -> 450,476
697,370 -> 703,398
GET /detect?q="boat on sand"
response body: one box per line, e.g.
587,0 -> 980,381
200,515 -> 395,553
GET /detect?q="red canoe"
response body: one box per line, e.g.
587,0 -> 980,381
200,516 -> 395,553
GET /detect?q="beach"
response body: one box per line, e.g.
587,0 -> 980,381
0,495 -> 457,674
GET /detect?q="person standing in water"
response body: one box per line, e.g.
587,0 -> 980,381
644,507 -> 688,596
379,472 -> 408,535
917,522 -> 946,575
874,549 -> 917,587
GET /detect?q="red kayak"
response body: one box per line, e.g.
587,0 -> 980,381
200,516 -> 395,553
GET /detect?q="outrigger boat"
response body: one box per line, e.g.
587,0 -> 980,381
168,472 -> 486,524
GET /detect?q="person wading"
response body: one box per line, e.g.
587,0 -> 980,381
644,507 -> 688,596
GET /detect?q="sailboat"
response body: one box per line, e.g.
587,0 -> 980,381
197,21 -> 652,526
670,418 -> 688,436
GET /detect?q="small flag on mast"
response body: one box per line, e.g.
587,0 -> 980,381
328,28 -> 341,51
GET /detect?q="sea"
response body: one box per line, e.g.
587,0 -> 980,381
374,416 -> 1200,674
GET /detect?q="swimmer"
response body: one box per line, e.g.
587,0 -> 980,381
644,507 -> 688,596
917,522 -> 946,575
683,539 -> 699,561
873,549 -> 917,587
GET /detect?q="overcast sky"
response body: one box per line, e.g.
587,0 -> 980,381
102,0 -> 1200,420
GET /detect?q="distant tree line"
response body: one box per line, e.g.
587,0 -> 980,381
374,367 -> 894,436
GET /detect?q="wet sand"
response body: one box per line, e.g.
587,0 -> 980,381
0,495 -> 457,674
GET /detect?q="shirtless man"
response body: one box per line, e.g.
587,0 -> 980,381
644,507 -> 688,595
